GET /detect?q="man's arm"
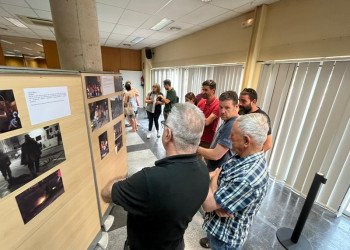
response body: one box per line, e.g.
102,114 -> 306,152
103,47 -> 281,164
205,113 -> 217,126
263,134 -> 272,152
202,168 -> 222,212
198,143 -> 229,161
101,177 -> 125,203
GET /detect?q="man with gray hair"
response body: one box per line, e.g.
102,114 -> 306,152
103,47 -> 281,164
101,103 -> 209,250
201,113 -> 269,249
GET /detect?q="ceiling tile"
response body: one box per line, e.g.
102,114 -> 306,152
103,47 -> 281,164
0,28 -> 17,36
105,38 -> 123,47
33,9 -> 52,19
234,2 -> 256,13
1,4 -> 38,18
140,37 -> 158,44
118,9 -> 150,27
112,24 -> 136,35
179,4 -> 229,25
98,21 -> 115,32
130,28 -> 154,38
200,10 -> 239,27
124,35 -> 138,43
96,3 -> 124,23
155,0 -> 205,20
0,0 -> 28,8
26,24 -> 51,31
96,0 -> 130,8
0,8 -> 10,17
33,29 -> 54,39
159,21 -> 194,34
139,15 -> 164,30
99,37 -> 107,45
147,31 -> 171,40
126,0 -> 168,15
26,0 -> 51,11
210,0 -> 251,10
108,33 -> 128,41
99,31 -> 111,39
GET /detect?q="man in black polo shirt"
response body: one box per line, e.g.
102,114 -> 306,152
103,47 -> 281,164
101,103 -> 209,250
238,88 -> 272,152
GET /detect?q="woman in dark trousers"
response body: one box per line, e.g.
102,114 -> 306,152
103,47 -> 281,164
145,83 -> 163,139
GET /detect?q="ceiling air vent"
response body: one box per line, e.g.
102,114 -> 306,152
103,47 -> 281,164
17,15 -> 54,27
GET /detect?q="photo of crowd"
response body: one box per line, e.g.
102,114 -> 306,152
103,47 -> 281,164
85,76 -> 102,99
115,134 -> 123,154
15,169 -> 64,224
89,99 -> 110,132
0,89 -> 22,134
114,76 -> 123,92
99,131 -> 109,159
114,121 -> 122,140
110,94 -> 123,120
0,123 -> 66,199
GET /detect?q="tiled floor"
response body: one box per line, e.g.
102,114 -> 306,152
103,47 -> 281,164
102,108 -> 350,250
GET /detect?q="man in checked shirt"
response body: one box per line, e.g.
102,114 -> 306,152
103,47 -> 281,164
200,113 -> 269,250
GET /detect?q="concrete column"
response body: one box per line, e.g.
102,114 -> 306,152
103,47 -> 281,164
242,4 -> 267,90
49,0 -> 102,71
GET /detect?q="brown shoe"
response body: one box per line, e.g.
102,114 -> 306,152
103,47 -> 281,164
199,237 -> 210,248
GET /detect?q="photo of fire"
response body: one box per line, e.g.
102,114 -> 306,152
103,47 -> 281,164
15,169 -> 64,224
0,89 -> 22,134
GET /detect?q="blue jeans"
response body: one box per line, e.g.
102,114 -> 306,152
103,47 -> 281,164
207,233 -> 241,250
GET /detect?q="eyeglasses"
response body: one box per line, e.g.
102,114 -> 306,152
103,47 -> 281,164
161,121 -> 169,129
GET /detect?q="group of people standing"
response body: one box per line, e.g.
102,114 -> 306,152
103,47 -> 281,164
105,79 -> 272,249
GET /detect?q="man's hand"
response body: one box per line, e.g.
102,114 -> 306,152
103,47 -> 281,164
215,208 -> 235,218
101,177 -> 125,203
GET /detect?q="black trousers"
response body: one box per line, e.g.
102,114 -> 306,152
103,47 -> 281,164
146,110 -> 161,131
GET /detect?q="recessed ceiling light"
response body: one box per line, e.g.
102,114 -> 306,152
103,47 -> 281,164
151,18 -> 174,31
123,43 -> 131,47
5,51 -> 14,54
1,39 -> 14,44
36,43 -> 43,47
23,47 -> 32,50
3,17 -> 28,28
131,37 -> 144,44
201,0 -> 212,2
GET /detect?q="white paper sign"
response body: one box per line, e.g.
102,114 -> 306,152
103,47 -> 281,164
102,76 -> 115,95
24,87 -> 71,125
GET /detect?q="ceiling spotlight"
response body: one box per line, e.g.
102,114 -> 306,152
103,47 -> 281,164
123,43 -> 131,47
169,27 -> 181,31
242,18 -> 254,28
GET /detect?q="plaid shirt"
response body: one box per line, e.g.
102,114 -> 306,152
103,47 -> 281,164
203,151 -> 268,248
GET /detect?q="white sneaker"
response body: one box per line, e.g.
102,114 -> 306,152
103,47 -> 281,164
157,130 -> 161,138
147,131 -> 151,139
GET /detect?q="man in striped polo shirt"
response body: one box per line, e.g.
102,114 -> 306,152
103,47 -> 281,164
201,113 -> 269,249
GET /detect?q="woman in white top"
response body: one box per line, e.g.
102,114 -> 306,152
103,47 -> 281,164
145,83 -> 163,138
124,82 -> 138,132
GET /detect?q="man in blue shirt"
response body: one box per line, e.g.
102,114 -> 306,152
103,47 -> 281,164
201,113 -> 269,250
197,91 -> 239,172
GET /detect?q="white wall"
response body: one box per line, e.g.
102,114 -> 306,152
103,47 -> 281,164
120,70 -> 144,108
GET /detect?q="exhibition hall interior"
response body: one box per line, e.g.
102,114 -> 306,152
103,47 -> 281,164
0,0 -> 349,249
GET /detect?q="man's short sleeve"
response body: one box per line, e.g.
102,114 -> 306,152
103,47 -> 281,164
217,119 -> 235,149
112,169 -> 152,216
214,181 -> 255,214
168,89 -> 177,104
212,100 -> 220,118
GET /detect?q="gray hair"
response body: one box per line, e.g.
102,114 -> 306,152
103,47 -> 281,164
166,103 -> 205,152
236,113 -> 268,147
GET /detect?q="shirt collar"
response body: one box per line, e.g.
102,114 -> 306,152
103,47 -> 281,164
155,153 -> 198,166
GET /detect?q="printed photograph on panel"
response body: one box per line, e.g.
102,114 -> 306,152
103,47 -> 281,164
110,94 -> 123,120
99,131 -> 109,160
114,76 -> 123,92
0,123 -> 66,198
85,76 -> 102,99
114,121 -> 122,140
0,89 -> 22,134
115,134 -> 123,154
16,169 -> 64,224
88,98 -> 110,132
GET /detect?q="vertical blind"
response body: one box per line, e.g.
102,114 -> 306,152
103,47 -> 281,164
257,61 -> 350,213
151,64 -> 244,102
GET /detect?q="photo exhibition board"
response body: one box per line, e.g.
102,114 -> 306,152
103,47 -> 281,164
0,71 -> 100,250
81,73 -> 127,217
